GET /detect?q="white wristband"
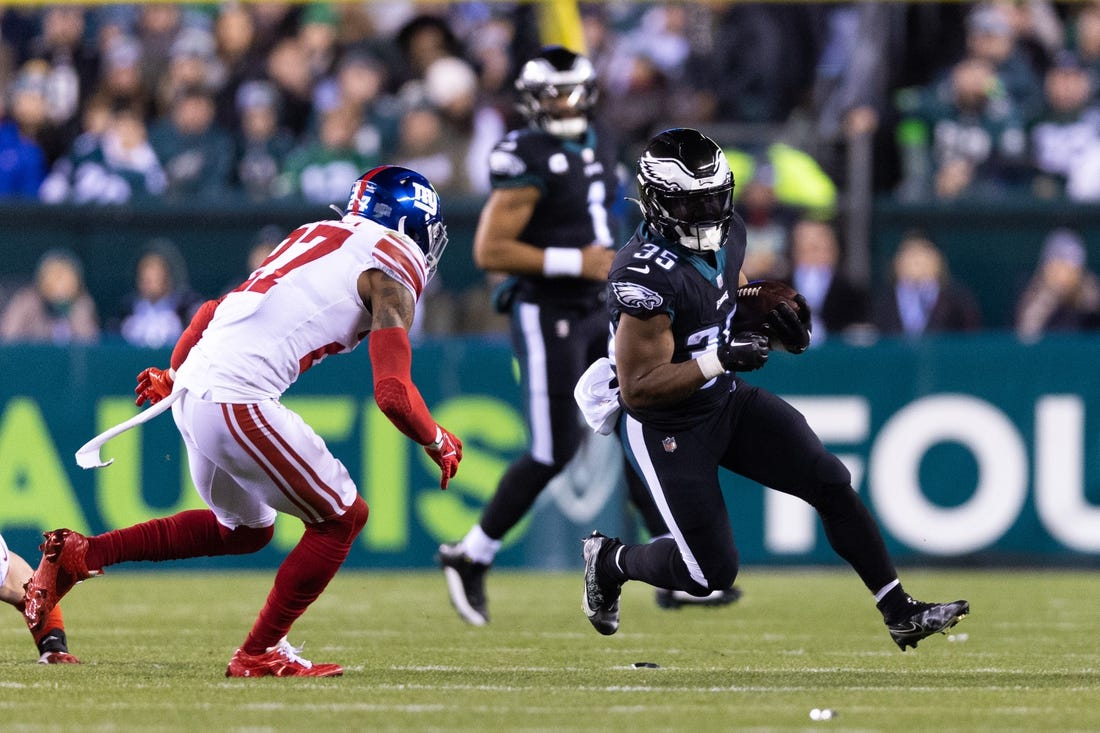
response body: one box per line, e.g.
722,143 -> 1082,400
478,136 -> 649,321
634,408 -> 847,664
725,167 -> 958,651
426,426 -> 444,450
696,350 -> 726,380
543,247 -> 583,277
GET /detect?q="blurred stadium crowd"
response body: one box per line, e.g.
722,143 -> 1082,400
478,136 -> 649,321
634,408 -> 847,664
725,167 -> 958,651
4,1 -> 1100,343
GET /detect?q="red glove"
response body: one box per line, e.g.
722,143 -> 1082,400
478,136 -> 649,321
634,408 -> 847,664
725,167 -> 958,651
135,367 -> 174,407
424,426 -> 463,490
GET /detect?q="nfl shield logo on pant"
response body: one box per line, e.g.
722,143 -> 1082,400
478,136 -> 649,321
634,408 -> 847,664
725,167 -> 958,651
662,436 -> 677,453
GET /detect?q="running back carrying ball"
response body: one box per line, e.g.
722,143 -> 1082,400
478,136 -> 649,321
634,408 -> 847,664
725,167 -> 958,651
732,280 -> 812,354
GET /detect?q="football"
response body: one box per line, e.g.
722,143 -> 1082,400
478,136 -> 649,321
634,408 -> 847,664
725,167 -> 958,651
731,280 -> 799,331
731,280 -> 809,352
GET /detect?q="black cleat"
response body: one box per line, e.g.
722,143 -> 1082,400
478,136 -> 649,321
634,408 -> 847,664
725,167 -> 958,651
437,543 -> 490,626
655,586 -> 742,609
887,599 -> 969,651
581,531 -> 623,636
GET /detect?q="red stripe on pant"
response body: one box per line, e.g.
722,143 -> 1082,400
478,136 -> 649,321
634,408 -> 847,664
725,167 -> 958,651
244,403 -> 348,513
222,403 -> 325,522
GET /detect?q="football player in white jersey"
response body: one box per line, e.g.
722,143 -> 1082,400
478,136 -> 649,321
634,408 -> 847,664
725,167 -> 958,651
23,165 -> 461,677
1,532 -> 79,663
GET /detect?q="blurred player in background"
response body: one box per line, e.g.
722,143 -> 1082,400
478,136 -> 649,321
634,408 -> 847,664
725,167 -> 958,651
23,165 -> 461,677
1,532 -> 78,663
437,47 -> 737,628
580,128 -> 969,651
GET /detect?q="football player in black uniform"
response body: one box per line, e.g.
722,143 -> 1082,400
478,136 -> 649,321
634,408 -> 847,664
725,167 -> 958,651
437,48 -> 737,626
580,127 -> 969,651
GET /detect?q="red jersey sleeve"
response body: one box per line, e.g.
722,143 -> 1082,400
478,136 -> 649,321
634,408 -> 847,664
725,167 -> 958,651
170,298 -> 222,370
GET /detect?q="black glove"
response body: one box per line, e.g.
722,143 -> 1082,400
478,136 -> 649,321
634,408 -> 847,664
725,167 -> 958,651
717,332 -> 770,372
765,295 -> 812,354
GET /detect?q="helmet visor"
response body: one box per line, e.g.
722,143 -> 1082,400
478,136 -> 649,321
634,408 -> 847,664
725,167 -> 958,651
656,185 -> 733,225
535,82 -> 595,114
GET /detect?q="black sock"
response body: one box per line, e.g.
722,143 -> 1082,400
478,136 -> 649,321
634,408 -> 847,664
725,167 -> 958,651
36,627 -> 69,655
611,538 -> 687,589
480,455 -> 560,538
598,538 -> 628,585
876,585 -> 914,624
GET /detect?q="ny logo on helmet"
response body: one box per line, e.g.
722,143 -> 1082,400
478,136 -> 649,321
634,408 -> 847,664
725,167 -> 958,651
410,182 -> 438,215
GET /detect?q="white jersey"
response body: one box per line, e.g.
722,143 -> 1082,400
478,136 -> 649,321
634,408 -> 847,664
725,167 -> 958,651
175,215 -> 429,402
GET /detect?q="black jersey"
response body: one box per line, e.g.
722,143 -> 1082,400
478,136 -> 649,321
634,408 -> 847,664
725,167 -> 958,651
608,214 -> 748,430
487,125 -> 622,304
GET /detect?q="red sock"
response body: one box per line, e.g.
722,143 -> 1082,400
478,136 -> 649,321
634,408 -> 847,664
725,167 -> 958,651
241,498 -> 368,654
31,606 -> 65,641
86,509 -> 272,569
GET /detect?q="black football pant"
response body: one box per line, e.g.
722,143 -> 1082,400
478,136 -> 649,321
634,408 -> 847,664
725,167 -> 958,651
479,299 -> 668,541
615,380 -> 897,596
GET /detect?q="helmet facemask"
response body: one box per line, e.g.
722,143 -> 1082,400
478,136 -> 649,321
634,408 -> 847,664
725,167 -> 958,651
516,47 -> 598,139
399,216 -> 449,282
642,184 -> 733,252
521,80 -> 597,138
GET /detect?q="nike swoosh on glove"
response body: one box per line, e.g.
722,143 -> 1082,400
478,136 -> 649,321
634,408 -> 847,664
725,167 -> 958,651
425,426 -> 463,489
717,332 -> 770,372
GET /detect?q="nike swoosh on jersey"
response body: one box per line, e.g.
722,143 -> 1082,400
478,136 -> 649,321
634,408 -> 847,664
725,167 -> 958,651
627,265 -> 651,274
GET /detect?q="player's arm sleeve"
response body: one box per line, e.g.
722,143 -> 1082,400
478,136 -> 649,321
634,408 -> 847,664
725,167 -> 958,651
170,297 -> 223,370
369,326 -> 439,445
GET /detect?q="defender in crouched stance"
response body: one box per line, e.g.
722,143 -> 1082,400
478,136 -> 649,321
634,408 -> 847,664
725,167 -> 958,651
581,129 -> 968,650
24,166 -> 461,676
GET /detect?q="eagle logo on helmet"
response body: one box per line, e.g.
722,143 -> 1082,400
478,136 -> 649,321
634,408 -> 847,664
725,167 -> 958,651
612,281 -> 664,311
638,156 -> 692,192
638,150 -> 730,193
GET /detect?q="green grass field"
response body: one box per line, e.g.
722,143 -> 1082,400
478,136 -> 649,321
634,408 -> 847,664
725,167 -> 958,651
2,567 -> 1098,732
